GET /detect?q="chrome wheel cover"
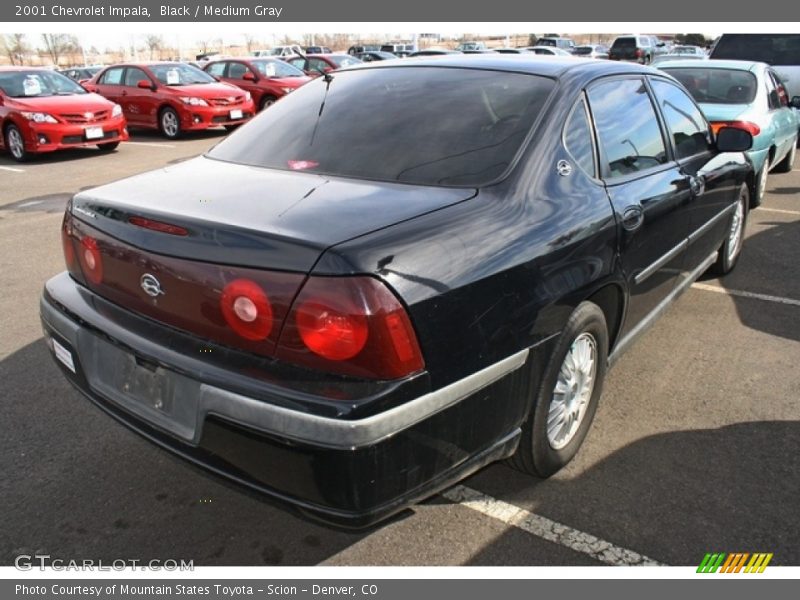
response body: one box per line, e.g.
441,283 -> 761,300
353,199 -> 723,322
7,127 -> 24,159
161,111 -> 179,137
547,332 -> 597,450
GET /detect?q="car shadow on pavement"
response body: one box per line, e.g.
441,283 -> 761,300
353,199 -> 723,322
453,420 -> 800,566
0,338 -> 368,566
699,216 -> 800,343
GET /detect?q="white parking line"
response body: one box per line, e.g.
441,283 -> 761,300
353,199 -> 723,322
125,142 -> 176,148
691,282 -> 800,307
0,166 -> 25,173
756,207 -> 800,216
442,485 -> 663,566
18,200 -> 42,208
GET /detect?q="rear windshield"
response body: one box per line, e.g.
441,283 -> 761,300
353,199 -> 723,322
612,37 -> 636,48
664,68 -> 758,104
711,34 -> 800,66
208,67 -> 554,187
574,47 -> 593,55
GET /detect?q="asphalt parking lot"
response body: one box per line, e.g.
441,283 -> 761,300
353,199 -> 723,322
1,131 -> 798,567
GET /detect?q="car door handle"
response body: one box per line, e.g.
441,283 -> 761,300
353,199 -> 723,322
621,205 -> 644,231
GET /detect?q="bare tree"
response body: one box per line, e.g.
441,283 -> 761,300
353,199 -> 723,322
144,34 -> 163,60
1,33 -> 29,65
40,34 -> 74,66
196,38 -> 211,55
243,33 -> 259,54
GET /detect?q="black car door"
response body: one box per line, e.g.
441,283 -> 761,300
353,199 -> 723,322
648,77 -> 740,276
586,76 -> 692,340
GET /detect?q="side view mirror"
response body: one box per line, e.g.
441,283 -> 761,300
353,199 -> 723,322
242,72 -> 257,81
137,79 -> 155,90
716,127 -> 753,152
791,96 -> 800,109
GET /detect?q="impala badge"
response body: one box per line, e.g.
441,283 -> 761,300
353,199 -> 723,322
140,273 -> 164,297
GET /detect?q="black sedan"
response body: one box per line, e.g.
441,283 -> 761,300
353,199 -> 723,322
42,56 -> 752,527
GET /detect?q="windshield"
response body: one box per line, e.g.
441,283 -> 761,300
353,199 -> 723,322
208,67 -> 554,187
0,70 -> 87,98
150,63 -> 216,86
664,68 -> 759,105
252,59 -> 306,78
712,34 -> 800,66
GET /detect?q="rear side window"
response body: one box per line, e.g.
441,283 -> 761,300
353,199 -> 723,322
588,78 -> 667,178
209,67 -> 555,187
650,80 -> 712,160
711,34 -> 800,66
206,62 -> 226,78
101,67 -> 124,85
563,97 -> 596,177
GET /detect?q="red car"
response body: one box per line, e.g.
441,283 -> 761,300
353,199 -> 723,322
204,57 -> 311,112
0,67 -> 128,162
85,62 -> 256,139
283,54 -> 363,78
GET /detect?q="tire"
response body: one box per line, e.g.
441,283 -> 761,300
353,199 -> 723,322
259,95 -> 277,111
712,184 -> 748,275
752,160 -> 768,208
4,123 -> 29,162
509,301 -> 609,478
97,141 -> 120,151
773,137 -> 796,173
159,107 -> 181,139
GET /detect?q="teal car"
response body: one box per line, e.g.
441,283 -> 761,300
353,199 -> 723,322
659,59 -> 799,206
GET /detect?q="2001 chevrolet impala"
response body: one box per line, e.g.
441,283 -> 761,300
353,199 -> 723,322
41,56 -> 753,527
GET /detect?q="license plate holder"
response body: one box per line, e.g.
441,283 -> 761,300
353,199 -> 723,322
229,109 -> 243,120
85,126 -> 104,140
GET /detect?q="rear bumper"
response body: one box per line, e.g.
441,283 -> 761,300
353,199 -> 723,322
40,272 -> 530,527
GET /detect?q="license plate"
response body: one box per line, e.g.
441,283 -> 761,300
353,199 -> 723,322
85,126 -> 103,140
52,338 -> 76,373
229,109 -> 243,120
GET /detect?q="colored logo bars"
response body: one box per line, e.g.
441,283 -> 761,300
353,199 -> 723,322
697,552 -> 773,573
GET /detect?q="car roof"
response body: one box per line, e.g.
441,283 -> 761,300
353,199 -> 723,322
346,54 -> 658,80
656,59 -> 766,72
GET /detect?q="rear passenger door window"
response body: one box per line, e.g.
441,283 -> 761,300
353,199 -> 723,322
650,79 -> 712,160
563,97 -> 596,177
587,78 -> 668,178
100,67 -> 124,86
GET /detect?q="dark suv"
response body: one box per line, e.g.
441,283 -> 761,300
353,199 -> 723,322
610,35 -> 657,64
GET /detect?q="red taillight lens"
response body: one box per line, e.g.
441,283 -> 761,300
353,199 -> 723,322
710,121 -> 761,137
78,236 -> 103,284
220,278 -> 274,341
128,216 -> 189,236
277,276 -> 425,379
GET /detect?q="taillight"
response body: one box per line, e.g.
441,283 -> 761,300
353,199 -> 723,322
277,276 -> 425,379
710,121 -> 761,137
220,278 -> 274,341
78,236 -> 103,285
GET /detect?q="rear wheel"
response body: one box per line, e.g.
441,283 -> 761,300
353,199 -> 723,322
509,301 -> 609,477
159,107 -> 181,139
712,185 -> 748,275
5,124 -> 29,162
773,137 -> 796,173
